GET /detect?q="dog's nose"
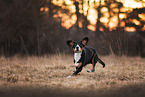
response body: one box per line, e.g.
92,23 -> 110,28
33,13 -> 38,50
76,47 -> 79,51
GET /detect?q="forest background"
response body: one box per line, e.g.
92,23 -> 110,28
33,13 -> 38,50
0,0 -> 145,57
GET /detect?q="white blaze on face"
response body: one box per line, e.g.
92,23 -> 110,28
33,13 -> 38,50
74,52 -> 82,66
75,44 -> 81,51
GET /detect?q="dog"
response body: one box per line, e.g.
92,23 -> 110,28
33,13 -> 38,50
67,37 -> 105,78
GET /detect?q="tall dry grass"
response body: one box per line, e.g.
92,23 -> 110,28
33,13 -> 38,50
0,54 -> 145,97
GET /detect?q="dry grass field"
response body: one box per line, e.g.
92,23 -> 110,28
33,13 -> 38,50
0,54 -> 145,97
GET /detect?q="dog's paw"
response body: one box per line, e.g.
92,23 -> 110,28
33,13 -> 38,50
103,64 -> 105,68
67,75 -> 71,78
87,69 -> 95,73
73,70 -> 76,72
92,69 -> 95,72
87,69 -> 92,73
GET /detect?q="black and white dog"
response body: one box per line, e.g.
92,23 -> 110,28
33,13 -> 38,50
67,37 -> 105,78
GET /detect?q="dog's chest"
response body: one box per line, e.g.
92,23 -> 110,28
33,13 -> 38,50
74,52 -> 82,66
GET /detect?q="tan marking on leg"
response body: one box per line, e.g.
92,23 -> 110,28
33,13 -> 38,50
78,62 -> 82,68
91,55 -> 95,71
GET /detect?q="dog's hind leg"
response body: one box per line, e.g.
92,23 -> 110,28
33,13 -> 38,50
98,59 -> 105,68
91,55 -> 96,72
91,54 -> 100,72
87,55 -> 96,72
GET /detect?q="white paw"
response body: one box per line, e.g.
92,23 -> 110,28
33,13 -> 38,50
67,75 -> 71,78
87,69 -> 92,73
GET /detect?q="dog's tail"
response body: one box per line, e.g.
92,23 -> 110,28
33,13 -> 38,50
98,59 -> 105,68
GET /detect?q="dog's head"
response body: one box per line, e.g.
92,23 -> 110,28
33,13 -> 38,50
67,37 -> 89,53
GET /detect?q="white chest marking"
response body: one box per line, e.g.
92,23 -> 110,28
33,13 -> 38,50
74,52 -> 82,66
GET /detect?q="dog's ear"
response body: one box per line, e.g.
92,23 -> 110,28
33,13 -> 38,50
81,37 -> 89,45
67,40 -> 74,48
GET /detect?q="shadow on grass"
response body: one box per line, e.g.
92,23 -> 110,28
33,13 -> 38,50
0,83 -> 145,97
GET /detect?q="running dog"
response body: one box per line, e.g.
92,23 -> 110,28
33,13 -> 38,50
67,37 -> 105,78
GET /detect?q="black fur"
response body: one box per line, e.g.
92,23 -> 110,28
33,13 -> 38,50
67,37 -> 105,75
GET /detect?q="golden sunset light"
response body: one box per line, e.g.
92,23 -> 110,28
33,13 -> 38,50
100,17 -> 108,23
132,19 -> 141,25
40,7 -> 49,12
99,27 -> 104,31
109,22 -> 117,28
125,27 -> 136,32
87,8 -> 97,25
41,0 -> 145,31
120,21 -> 125,27
87,25 -> 96,31
142,25 -> 145,31
101,7 -> 108,12
119,13 -> 126,19
123,0 -> 143,8
40,7 -> 44,11
138,13 -> 145,21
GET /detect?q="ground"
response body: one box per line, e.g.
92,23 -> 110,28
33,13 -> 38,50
0,54 -> 145,97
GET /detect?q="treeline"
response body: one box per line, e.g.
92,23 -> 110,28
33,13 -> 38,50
0,0 -> 68,56
0,0 -> 145,57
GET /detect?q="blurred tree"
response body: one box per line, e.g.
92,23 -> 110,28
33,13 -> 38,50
105,0 -> 111,31
97,0 -> 132,56
95,0 -> 102,35
0,0 -> 42,56
124,7 -> 145,57
124,8 -> 145,33
0,0 -> 68,56
73,1 -> 80,32
0,0 -> 145,56
68,0 -> 90,40
82,0 -> 89,34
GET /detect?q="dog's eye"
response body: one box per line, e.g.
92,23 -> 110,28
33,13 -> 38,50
72,44 -> 76,48
80,45 -> 83,48
72,45 -> 75,48
78,44 -> 81,47
79,43 -> 85,48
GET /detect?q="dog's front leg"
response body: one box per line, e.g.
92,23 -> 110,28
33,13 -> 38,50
73,62 -> 82,72
77,62 -> 82,68
67,62 -> 83,78
72,62 -> 83,75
